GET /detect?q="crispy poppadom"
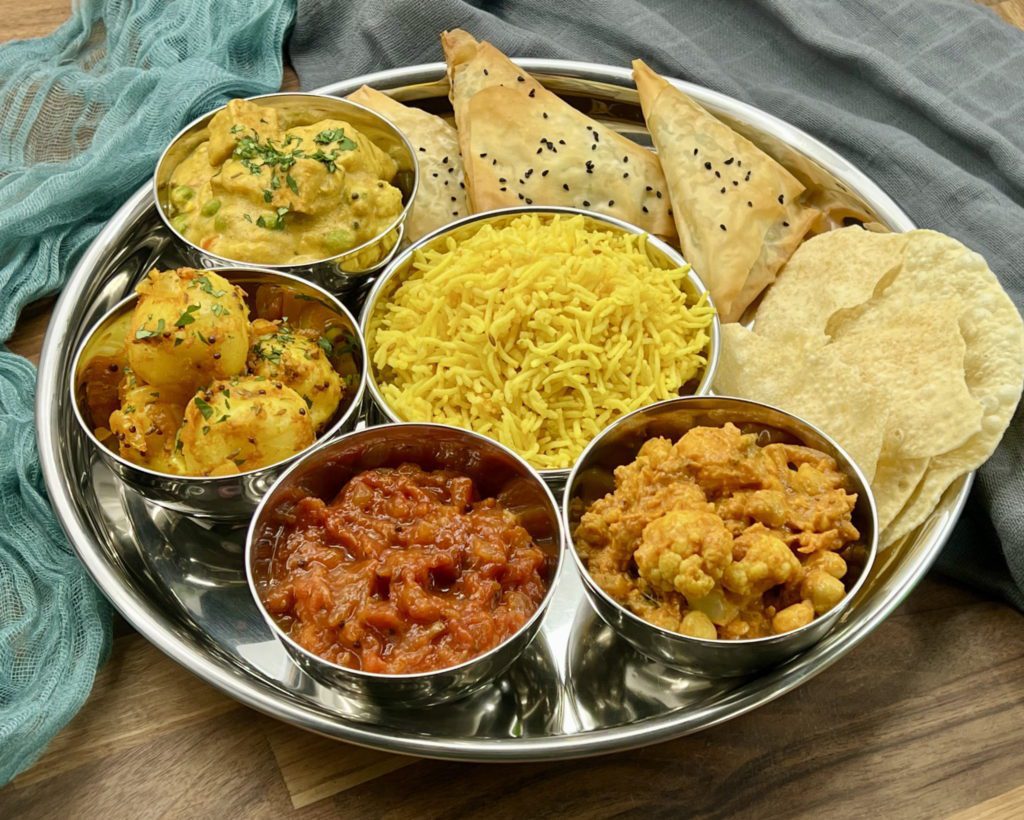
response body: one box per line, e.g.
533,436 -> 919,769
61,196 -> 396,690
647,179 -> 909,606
441,30 -> 675,238
754,226 -> 908,343
714,324 -> 889,482
876,232 -> 1024,546
633,60 -> 817,323
735,227 -> 1022,550
346,85 -> 468,242
827,299 -> 983,461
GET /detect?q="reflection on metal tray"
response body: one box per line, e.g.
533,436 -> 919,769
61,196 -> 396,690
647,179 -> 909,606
35,60 -> 971,762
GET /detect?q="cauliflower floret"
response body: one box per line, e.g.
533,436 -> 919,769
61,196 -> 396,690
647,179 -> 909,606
721,524 -> 803,597
634,510 -> 733,604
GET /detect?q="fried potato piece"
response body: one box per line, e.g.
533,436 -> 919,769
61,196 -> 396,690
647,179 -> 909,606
179,377 -> 314,475
126,268 -> 250,394
248,319 -> 343,431
108,373 -> 187,474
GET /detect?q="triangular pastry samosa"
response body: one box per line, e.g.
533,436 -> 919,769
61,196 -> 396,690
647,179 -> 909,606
346,85 -> 468,242
442,30 -> 675,239
633,60 -> 817,321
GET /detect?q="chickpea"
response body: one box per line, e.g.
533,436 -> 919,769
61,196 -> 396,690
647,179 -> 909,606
772,600 -> 815,634
801,568 -> 847,615
679,610 -> 717,640
804,550 -> 847,579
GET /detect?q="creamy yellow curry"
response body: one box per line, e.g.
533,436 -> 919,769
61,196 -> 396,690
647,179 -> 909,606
167,99 -> 403,265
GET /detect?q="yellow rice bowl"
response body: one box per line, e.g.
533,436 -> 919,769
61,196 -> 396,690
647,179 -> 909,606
369,213 -> 715,470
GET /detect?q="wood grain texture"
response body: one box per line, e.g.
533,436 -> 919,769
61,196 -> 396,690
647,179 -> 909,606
2,1 -> 1024,818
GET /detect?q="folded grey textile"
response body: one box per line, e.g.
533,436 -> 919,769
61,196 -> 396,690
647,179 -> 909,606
289,0 -> 1024,607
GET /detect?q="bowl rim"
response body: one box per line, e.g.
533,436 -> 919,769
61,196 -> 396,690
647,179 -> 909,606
562,394 -> 879,650
151,91 -> 420,270
68,264 -> 369,483
358,204 -> 722,480
244,420 -> 567,682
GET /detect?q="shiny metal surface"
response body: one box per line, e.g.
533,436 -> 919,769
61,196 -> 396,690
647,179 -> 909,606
68,267 -> 368,519
35,60 -> 972,761
154,93 -> 419,297
564,396 -> 878,678
246,422 -> 564,705
359,205 -> 720,491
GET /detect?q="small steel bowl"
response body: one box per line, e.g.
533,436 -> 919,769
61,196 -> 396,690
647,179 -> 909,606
153,92 -> 419,298
70,267 -> 368,519
246,422 -> 564,706
564,396 -> 878,678
359,205 -> 721,492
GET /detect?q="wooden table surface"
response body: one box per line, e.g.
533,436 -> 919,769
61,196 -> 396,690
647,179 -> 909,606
3,2 -> 1024,818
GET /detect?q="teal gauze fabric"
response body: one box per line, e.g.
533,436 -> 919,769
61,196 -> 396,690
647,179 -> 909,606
0,0 -> 295,784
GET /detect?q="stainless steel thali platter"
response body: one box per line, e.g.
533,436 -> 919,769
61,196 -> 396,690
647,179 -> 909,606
35,60 -> 973,761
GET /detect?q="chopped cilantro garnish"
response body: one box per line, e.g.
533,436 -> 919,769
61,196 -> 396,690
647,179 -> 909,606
313,128 -> 356,151
257,207 -> 289,231
309,147 -> 342,173
232,132 -> 302,177
134,318 -> 165,340
194,397 -> 214,420
316,336 -> 333,355
263,189 -> 272,203
175,304 -> 201,328
286,173 -> 299,194
194,275 -> 226,298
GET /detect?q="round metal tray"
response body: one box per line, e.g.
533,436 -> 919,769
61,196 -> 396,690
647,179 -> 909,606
35,60 -> 972,761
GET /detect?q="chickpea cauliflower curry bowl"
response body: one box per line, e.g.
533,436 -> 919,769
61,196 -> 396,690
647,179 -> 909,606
575,423 -> 865,640
77,267 -> 358,477
165,98 -> 405,266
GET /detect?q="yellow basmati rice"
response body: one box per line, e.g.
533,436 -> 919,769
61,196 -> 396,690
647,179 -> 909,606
370,213 -> 715,469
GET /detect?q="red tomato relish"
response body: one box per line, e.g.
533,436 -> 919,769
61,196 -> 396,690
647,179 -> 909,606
257,463 -> 550,674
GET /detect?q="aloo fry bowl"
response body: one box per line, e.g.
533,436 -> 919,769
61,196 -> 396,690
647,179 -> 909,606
70,267 -> 367,519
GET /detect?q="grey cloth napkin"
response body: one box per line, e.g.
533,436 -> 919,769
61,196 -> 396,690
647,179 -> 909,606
290,0 -> 1024,608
